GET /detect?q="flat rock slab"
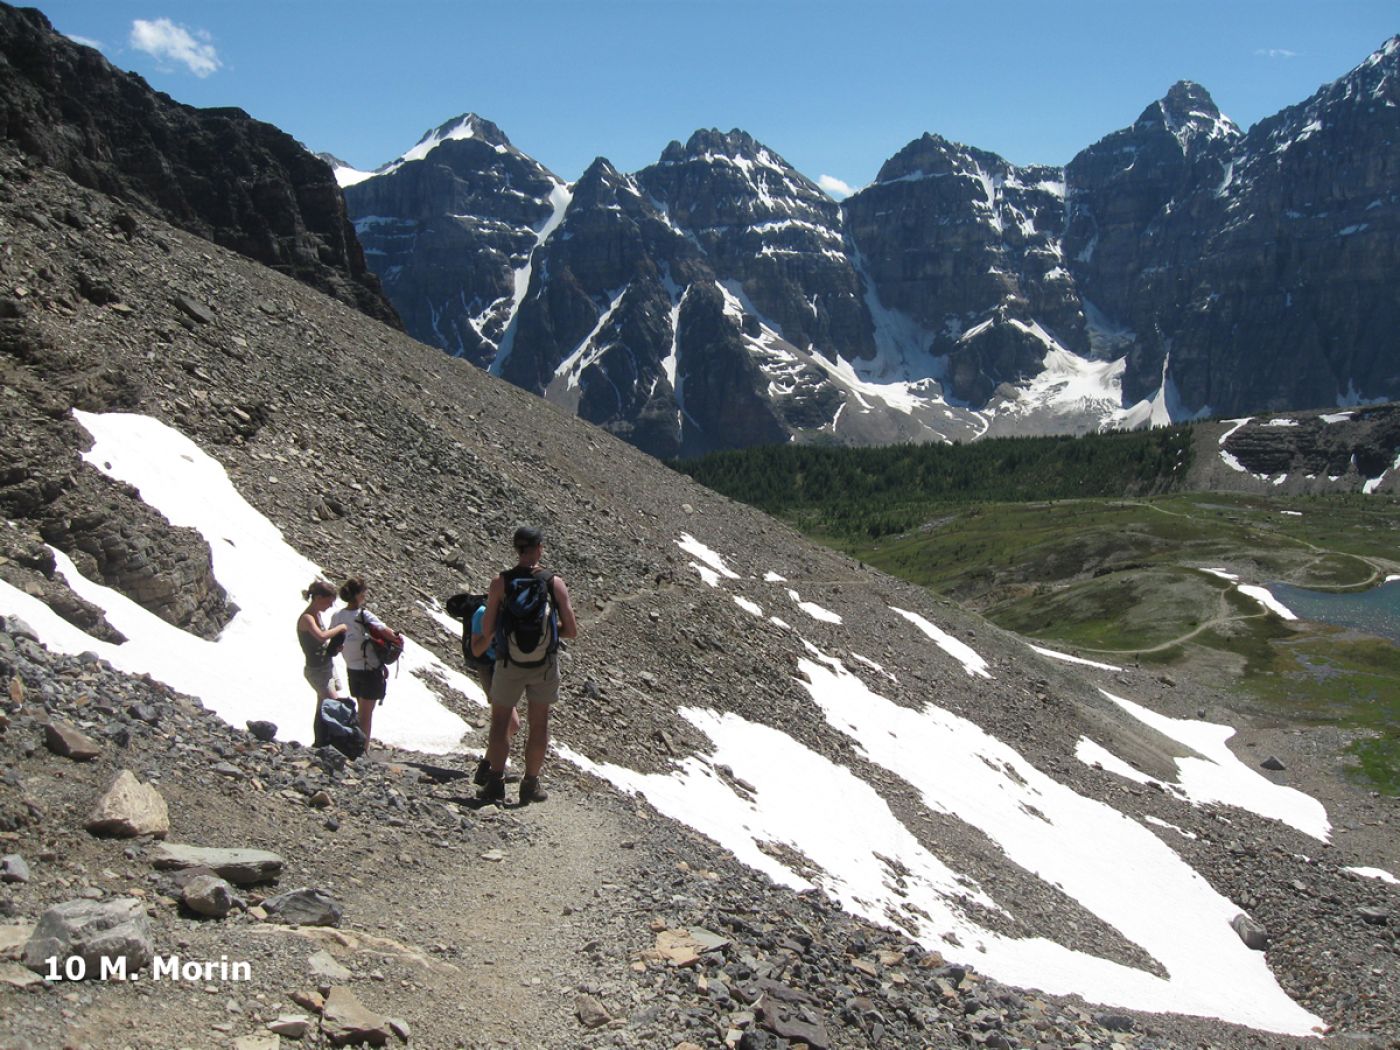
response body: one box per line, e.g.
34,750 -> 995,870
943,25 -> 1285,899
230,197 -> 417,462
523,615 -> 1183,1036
0,854 -> 30,883
322,986 -> 392,1047
267,1014 -> 312,1038
263,887 -> 342,927
151,843 -> 284,886
0,922 -> 35,959
309,948 -> 352,981
575,993 -> 612,1029
655,927 -> 729,967
87,769 -> 169,839
21,897 -> 153,976
0,960 -> 44,989
44,720 -> 101,761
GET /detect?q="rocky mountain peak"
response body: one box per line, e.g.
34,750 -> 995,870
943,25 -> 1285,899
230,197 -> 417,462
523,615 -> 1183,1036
570,156 -> 646,209
1329,34 -> 1400,106
1139,80 -> 1240,151
415,112 -> 511,152
874,132 -> 1007,184
659,127 -> 767,165
378,112 -> 518,176
329,27 -> 1400,448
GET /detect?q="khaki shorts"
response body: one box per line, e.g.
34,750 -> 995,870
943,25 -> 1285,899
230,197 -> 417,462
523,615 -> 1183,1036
304,663 -> 340,698
488,654 -> 560,708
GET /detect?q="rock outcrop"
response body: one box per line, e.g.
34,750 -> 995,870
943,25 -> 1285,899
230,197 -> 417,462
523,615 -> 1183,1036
341,114 -> 561,366
0,4 -> 397,327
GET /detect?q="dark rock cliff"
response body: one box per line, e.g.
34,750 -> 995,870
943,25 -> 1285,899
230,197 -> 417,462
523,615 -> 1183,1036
342,115 -> 559,365
0,3 -> 397,327
341,38 -> 1400,456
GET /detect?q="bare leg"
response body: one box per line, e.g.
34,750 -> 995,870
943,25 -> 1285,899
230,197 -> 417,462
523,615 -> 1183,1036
507,706 -> 521,750
357,696 -> 376,742
486,704 -> 515,772
524,702 -> 550,778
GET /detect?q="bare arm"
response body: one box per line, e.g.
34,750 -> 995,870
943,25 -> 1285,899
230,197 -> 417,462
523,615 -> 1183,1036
552,576 -> 577,640
299,611 -> 346,641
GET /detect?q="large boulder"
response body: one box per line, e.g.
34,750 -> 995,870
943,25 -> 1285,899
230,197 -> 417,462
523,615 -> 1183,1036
86,770 -> 169,838
21,898 -> 153,977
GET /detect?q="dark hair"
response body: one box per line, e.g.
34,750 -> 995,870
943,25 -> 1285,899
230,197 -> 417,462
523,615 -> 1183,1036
339,577 -> 367,603
513,525 -> 544,551
302,580 -> 335,601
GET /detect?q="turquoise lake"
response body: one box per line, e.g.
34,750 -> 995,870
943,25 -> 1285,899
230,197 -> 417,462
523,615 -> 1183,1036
1267,579 -> 1400,645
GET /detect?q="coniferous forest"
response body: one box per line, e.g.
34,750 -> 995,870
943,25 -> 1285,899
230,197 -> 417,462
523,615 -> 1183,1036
672,427 -> 1195,540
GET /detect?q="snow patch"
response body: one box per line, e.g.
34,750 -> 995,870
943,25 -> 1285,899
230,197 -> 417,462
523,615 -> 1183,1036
0,412 -> 474,753
1030,645 -> 1123,672
1075,738 -> 1157,785
890,607 -> 990,678
677,534 -> 741,579
1101,691 -> 1328,841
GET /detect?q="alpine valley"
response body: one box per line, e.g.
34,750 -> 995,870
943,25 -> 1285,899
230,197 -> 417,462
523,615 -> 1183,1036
333,40 -> 1400,459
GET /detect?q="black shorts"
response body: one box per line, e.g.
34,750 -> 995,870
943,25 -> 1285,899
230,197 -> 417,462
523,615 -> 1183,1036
347,667 -> 387,701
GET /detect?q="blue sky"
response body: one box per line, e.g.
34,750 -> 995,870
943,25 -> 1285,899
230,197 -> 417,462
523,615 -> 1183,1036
41,1 -> 1399,195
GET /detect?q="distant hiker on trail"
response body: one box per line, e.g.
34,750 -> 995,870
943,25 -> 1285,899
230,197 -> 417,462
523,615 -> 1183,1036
332,577 -> 400,747
478,525 -> 577,804
297,579 -> 347,745
469,594 -> 519,787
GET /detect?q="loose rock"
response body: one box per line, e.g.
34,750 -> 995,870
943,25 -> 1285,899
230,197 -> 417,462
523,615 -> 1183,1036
321,986 -> 392,1047
86,769 -> 170,838
21,897 -> 153,976
43,720 -> 101,760
263,887 -> 343,927
182,873 -> 241,918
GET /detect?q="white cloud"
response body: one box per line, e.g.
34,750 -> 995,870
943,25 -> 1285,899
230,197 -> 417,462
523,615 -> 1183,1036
818,174 -> 854,200
1255,48 -> 1298,60
129,18 -> 221,78
65,34 -> 105,51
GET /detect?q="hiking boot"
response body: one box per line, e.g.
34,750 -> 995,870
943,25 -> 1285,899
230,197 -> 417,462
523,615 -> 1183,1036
519,775 -> 548,805
478,772 -> 505,803
473,757 -> 491,786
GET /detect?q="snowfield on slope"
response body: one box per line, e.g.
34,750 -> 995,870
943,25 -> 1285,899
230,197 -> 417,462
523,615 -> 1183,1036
0,411 -> 475,753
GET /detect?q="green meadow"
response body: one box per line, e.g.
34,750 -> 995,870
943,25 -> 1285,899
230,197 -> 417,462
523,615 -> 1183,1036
677,437 -> 1400,791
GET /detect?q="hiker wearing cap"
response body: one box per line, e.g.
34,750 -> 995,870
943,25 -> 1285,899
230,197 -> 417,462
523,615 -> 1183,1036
297,579 -> 347,745
477,525 -> 578,804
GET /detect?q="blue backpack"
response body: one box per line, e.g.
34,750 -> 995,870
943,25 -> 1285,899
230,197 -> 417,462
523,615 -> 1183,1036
496,570 -> 558,668
317,699 -> 365,759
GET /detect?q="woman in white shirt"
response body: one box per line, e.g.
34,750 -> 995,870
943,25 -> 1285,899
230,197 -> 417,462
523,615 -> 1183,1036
331,577 -> 395,746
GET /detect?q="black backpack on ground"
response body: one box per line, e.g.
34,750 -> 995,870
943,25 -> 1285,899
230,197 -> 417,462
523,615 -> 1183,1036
316,698 -> 365,759
496,569 -> 558,668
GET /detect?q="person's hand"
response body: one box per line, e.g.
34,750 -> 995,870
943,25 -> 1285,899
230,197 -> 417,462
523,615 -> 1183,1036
334,624 -> 348,634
